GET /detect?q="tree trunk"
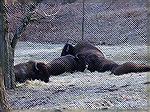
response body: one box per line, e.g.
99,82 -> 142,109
0,0 -> 15,89
0,0 -> 44,89
0,67 -> 10,112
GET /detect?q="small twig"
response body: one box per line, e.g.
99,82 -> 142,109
34,3 -> 62,17
10,2 -> 42,49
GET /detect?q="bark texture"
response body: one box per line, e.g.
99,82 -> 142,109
0,68 -> 10,112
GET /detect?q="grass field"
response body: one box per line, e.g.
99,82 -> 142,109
7,42 -> 150,111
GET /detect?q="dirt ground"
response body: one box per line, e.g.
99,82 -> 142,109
6,42 -> 150,112
3,0 -> 149,111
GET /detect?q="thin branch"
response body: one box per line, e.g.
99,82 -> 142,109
11,1 -> 63,49
34,3 -> 62,18
102,0 -> 117,11
42,5 -> 62,16
11,1 -> 43,49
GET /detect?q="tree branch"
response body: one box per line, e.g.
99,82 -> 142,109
11,0 -> 43,49
33,2 -> 62,22
38,5 -> 62,17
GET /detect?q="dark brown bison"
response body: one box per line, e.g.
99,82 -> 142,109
111,62 -> 150,75
14,61 -> 49,83
61,41 -> 150,75
61,41 -> 118,72
98,58 -> 119,72
47,54 -> 86,76
80,53 -> 119,72
61,41 -> 104,58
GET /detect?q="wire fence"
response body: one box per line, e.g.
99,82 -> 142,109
4,0 -> 150,111
7,0 -> 148,45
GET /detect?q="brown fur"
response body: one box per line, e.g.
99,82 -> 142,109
46,55 -> 86,76
74,41 -> 105,72
84,54 -> 118,72
61,41 -> 118,72
100,59 -> 119,72
14,61 -> 49,83
112,62 -> 150,75
74,41 -> 104,58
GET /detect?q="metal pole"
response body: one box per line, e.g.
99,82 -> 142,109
81,0 -> 85,40
146,0 -> 150,109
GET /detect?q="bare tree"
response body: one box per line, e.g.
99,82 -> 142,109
1,0 -> 77,89
0,0 -> 45,89
0,1 -> 69,111
0,67 -> 10,112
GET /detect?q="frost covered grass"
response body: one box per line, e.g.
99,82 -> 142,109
9,71 -> 149,110
8,42 -> 150,111
14,42 -> 150,65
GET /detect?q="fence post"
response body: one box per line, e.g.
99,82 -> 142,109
81,0 -> 85,40
146,0 -> 150,110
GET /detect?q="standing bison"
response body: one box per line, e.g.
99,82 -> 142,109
14,61 -> 49,83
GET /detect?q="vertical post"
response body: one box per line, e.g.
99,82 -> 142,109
147,1 -> 150,46
146,0 -> 150,110
81,0 -> 85,40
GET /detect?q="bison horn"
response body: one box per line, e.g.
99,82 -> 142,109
35,62 -> 39,71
